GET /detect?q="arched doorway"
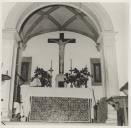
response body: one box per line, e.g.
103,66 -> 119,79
3,2 -> 119,123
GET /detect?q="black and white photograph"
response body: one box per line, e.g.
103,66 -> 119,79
1,1 -> 129,127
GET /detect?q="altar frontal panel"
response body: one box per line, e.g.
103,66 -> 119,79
30,97 -> 92,122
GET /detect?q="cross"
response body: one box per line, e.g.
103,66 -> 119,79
48,60 -> 54,75
69,59 -> 74,88
69,59 -> 74,74
48,33 -> 76,74
48,60 -> 54,86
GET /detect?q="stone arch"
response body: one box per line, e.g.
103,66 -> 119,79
4,2 -> 114,34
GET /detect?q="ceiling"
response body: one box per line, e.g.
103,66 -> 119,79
20,5 -> 99,43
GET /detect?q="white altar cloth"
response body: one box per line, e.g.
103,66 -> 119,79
20,85 -> 95,120
28,87 -> 94,99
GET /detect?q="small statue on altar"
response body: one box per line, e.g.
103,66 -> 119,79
31,74 -> 42,87
31,67 -> 52,87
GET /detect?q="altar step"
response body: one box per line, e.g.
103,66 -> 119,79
3,121 -> 117,126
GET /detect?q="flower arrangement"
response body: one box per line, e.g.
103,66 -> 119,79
64,66 -> 92,88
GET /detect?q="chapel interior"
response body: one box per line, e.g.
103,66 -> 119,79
1,2 -> 128,126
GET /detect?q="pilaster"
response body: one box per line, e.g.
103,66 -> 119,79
101,31 -> 119,98
2,28 -> 21,121
13,41 -> 24,102
97,36 -> 106,97
100,31 -> 119,125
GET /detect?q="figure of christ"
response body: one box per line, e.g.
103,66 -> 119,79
48,33 -> 76,87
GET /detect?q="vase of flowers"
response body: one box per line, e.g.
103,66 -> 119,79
64,66 -> 92,88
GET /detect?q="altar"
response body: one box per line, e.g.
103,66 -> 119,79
20,85 -> 95,122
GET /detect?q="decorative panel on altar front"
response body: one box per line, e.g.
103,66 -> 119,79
30,97 -> 92,122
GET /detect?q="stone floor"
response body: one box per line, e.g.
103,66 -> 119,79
2,121 -> 117,126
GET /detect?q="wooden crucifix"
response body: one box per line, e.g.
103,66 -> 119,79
48,33 -> 76,74
48,33 -> 76,87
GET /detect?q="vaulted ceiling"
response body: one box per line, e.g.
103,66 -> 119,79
20,5 -> 99,43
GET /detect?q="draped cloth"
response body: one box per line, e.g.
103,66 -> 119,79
14,102 -> 21,114
87,78 -> 96,120
20,80 -> 95,121
20,85 -> 31,119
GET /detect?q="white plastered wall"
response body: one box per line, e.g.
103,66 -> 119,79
2,3 -> 128,89
22,31 -> 103,100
